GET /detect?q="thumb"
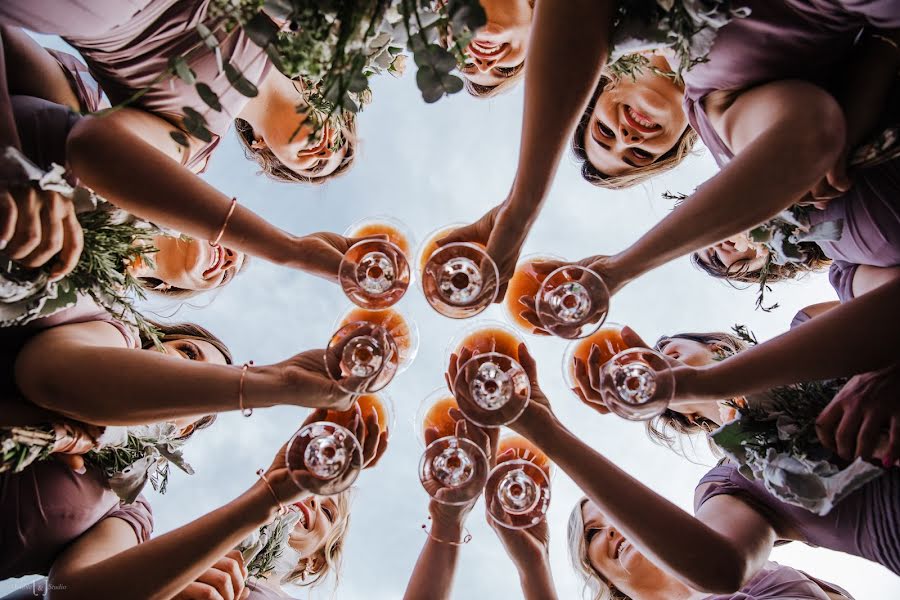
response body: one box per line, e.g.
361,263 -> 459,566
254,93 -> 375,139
620,325 -> 650,349
827,161 -> 851,194
436,223 -> 479,247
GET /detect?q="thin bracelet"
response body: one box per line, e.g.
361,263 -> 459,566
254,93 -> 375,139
256,469 -> 287,515
870,33 -> 899,52
239,361 -> 254,417
421,522 -> 472,546
210,197 -> 237,246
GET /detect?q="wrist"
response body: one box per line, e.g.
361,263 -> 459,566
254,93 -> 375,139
603,252 -> 640,288
513,406 -> 558,442
271,232 -> 305,268
242,364 -> 283,410
430,518 -> 466,542
518,557 -> 553,585
239,480 -> 286,525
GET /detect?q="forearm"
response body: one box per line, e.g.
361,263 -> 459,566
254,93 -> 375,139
519,559 -> 558,600
685,277 -> 900,400
0,392 -> 60,426
15,345 -> 283,425
402,526 -> 463,600
48,482 -> 280,600
518,414 -> 757,593
505,0 -> 615,220
65,116 -> 300,266
612,87 -> 843,282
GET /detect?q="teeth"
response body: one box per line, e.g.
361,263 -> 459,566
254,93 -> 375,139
471,41 -> 501,56
627,106 -> 656,129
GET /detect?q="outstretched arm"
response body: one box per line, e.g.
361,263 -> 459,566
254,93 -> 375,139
678,275 -> 900,401
600,80 -> 846,290
14,321 -> 350,425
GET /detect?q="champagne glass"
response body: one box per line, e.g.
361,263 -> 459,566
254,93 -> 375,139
452,352 -> 530,427
422,242 -> 499,319
503,253 -> 565,334
414,387 -> 461,448
445,320 -> 524,366
561,323 -> 627,401
418,436 -> 489,505
600,348 -> 675,420
344,215 -> 416,259
334,305 -> 419,373
535,265 -> 610,339
324,321 -> 399,394
339,238 -> 410,309
485,458 -> 551,529
325,393 -> 395,437
286,421 -> 363,495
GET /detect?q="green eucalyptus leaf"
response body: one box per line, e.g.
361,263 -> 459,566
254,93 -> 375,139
182,118 -> 213,143
749,227 -> 773,243
169,56 -> 196,85
181,106 -> 207,125
195,83 -> 222,111
264,44 -> 287,75
224,63 -> 259,97
196,23 -> 218,49
421,85 -> 444,104
346,71 -> 369,94
441,73 -> 464,94
340,93 -> 359,113
449,0 -> 487,32
170,131 -> 190,147
244,12 -> 279,49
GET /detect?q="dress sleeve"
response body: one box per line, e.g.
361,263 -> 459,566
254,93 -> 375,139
789,309 -> 812,330
828,261 -> 859,303
45,48 -> 108,113
101,494 -> 154,543
731,564 -> 834,599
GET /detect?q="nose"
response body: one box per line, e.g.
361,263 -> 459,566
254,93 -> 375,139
472,55 -> 498,73
222,247 -> 237,270
620,125 -> 644,144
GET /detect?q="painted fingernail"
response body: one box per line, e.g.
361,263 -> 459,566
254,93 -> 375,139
0,239 -> 7,250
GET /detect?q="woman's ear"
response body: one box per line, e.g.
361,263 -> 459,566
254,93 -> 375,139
250,138 -> 267,150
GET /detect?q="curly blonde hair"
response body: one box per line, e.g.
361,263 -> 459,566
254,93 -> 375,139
234,117 -> 356,185
283,490 -> 353,589
567,498 -> 631,600
572,71 -> 698,189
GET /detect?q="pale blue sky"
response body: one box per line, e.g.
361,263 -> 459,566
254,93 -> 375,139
3,33 -> 898,600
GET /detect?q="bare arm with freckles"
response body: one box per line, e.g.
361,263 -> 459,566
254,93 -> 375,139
496,347 -> 776,594
46,438 -> 313,600
14,321 -> 353,425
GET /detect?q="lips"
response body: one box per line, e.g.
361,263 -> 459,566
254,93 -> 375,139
299,124 -> 331,157
623,105 -> 661,134
202,244 -> 224,278
613,536 -> 626,560
293,501 -> 312,530
467,39 -> 508,61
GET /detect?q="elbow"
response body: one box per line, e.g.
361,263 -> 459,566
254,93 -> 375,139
691,547 -> 756,595
66,116 -> 112,178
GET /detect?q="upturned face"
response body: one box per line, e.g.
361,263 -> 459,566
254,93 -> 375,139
133,235 -> 245,291
287,495 -> 341,560
460,0 -> 533,88
584,55 -> 688,176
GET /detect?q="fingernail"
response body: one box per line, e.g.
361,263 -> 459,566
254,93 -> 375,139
0,240 -> 7,250
74,465 -> 87,475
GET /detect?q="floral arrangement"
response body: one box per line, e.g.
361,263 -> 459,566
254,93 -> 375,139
709,326 -> 882,515
0,422 -> 196,504
165,0 -> 485,145
239,509 -> 302,581
607,0 -> 751,80
0,148 -> 162,345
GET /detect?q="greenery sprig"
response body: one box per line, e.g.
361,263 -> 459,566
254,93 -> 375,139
241,511 -> 299,580
0,426 -> 56,474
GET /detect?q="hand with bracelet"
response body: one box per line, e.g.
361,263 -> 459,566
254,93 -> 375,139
487,509 -> 558,600
403,415 -> 497,600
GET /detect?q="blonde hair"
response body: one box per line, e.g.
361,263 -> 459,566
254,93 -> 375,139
691,245 -> 831,285
572,71 -> 698,189
283,490 -> 353,589
234,116 -> 356,185
645,332 -> 749,456
567,498 -> 631,600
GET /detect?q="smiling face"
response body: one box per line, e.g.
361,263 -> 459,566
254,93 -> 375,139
581,500 -> 677,599
288,495 -> 341,561
696,232 -> 769,277
583,56 -> 688,177
256,117 -> 351,181
133,235 -> 245,292
460,0 -> 534,90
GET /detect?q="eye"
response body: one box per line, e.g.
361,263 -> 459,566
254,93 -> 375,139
595,120 -> 614,139
322,505 -> 334,523
495,65 -> 519,78
632,147 -> 654,160
585,528 -> 601,543
176,341 -> 199,361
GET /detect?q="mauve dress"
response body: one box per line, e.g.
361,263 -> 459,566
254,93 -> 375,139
0,460 -> 153,579
1,0 -> 273,172
695,462 -> 900,575
682,1 -> 900,302
708,562 -> 853,599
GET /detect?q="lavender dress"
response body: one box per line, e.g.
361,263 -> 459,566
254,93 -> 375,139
3,0 -> 273,172
695,462 -> 900,575
708,562 -> 853,599
0,460 -> 153,579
